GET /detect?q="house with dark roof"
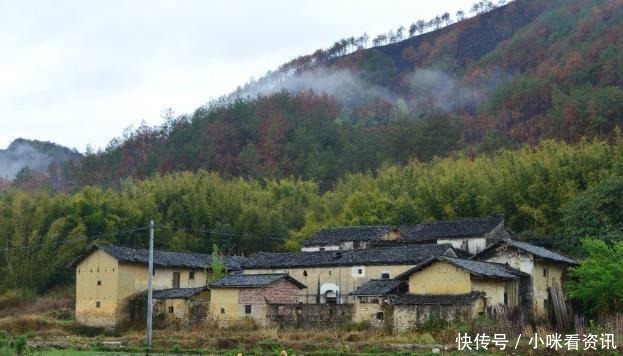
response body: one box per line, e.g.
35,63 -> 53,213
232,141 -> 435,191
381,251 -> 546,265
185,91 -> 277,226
72,244 -> 243,327
146,287 -> 210,321
301,226 -> 403,251
243,244 -> 456,304
473,238 -> 577,320
208,273 -> 306,327
389,255 -> 529,331
350,279 -> 407,327
300,215 -> 509,255
403,215 -> 509,254
396,256 -> 529,309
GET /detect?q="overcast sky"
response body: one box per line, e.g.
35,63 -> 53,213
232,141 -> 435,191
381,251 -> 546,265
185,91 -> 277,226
0,0 -> 475,152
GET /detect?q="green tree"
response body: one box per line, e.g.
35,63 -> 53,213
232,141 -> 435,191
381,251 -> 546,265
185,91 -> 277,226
208,244 -> 226,284
566,239 -> 623,314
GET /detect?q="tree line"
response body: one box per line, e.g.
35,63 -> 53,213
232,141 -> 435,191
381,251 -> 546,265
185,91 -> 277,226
2,138 -> 623,297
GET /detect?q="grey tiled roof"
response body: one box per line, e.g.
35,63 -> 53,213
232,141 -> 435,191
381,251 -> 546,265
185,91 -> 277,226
72,244 -> 244,271
474,238 -> 578,265
396,256 -> 527,280
405,215 -> 504,241
393,291 -> 486,305
302,226 -> 396,247
152,287 -> 208,299
350,279 -> 407,296
243,244 -> 454,269
209,273 -> 306,289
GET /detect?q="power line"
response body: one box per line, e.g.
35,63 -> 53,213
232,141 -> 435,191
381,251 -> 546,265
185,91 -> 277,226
0,226 -> 150,252
155,224 -> 287,241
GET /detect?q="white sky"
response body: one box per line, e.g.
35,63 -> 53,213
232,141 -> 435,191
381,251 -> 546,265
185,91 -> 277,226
0,0 -> 475,152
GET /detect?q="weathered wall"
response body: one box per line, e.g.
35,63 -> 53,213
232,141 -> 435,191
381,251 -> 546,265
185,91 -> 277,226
472,279 -> 506,306
267,304 -> 353,328
209,288 -> 240,326
245,265 -> 415,304
75,249 -> 119,327
407,261 -> 471,295
353,300 -> 392,328
533,261 -> 564,319
393,301 -> 482,332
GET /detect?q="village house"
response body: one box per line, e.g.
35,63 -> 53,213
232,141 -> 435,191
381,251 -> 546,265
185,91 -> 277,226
403,215 -> 510,255
243,244 -> 456,304
72,244 -> 243,327
301,226 -> 403,251
150,287 -> 210,321
390,256 -> 528,331
350,279 -> 407,327
473,238 -> 577,320
301,215 -> 510,255
208,273 -> 306,327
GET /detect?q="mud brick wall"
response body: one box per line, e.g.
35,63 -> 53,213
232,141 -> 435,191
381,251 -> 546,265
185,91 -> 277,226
393,304 -> 473,332
267,304 -> 354,328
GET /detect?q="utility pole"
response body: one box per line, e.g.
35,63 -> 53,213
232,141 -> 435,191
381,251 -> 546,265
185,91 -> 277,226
146,220 -> 154,349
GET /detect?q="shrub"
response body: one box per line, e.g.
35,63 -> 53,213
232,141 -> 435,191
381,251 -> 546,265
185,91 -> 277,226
13,335 -> 27,355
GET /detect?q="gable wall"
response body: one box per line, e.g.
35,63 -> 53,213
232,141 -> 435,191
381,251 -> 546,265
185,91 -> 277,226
407,261 -> 471,295
75,249 -> 119,327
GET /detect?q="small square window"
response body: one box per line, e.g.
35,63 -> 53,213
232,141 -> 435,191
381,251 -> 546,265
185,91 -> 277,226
96,301 -> 101,308
319,247 -> 325,251
220,308 -> 225,314
189,271 -> 195,280
168,306 -> 174,314
244,305 -> 252,314
303,270 -> 308,277
376,312 -> 384,320
381,272 -> 390,279
97,280 -> 102,286
357,268 -> 363,274
543,268 -> 548,277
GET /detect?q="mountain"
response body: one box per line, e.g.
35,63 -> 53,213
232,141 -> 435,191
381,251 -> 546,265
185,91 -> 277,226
61,0 -> 623,190
0,139 -> 81,180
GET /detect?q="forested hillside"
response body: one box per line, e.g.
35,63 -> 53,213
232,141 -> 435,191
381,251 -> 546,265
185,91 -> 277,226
1,0 -> 623,296
3,138 -> 623,293
43,0 -> 623,191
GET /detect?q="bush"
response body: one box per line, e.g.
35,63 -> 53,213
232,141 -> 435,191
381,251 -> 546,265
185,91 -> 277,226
415,332 -> 435,345
0,289 -> 34,310
13,335 -> 27,355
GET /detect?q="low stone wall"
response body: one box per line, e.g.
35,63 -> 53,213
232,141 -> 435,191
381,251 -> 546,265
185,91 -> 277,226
393,304 -> 473,332
267,304 -> 354,328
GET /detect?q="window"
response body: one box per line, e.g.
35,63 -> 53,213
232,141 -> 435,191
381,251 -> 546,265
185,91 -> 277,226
97,280 -> 102,286
168,306 -> 174,314
172,271 -> 180,288
78,269 -> 80,274
220,308 -> 225,314
357,268 -> 363,275
543,267 -> 548,277
152,268 -> 156,276
303,270 -> 308,277
376,312 -> 384,321
504,292 -> 508,305
544,299 -> 548,310
380,272 -> 390,279
96,301 -> 101,308
189,271 -> 195,280
244,305 -> 252,314
328,270 -> 331,275
319,247 -> 325,251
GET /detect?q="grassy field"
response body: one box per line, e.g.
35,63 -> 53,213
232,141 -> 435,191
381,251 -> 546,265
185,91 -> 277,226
0,291 -> 619,355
